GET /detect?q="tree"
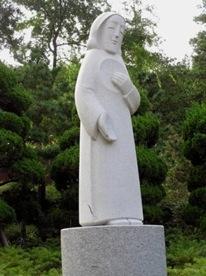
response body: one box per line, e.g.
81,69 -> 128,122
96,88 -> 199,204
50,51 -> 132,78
7,0 -> 110,67
182,103 -> 206,231
190,0 -> 206,102
0,62 -> 44,240
0,199 -> 16,246
0,0 -> 23,52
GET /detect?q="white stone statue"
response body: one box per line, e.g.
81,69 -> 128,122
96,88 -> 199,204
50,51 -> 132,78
75,12 -> 143,226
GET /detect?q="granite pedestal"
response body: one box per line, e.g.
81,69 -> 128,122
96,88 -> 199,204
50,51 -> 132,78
61,225 -> 167,276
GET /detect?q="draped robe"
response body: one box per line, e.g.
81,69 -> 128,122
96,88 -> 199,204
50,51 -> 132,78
75,49 -> 143,226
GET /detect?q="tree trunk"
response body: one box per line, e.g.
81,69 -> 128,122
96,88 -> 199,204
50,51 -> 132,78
0,228 -> 9,247
38,180 -> 46,210
20,221 -> 26,244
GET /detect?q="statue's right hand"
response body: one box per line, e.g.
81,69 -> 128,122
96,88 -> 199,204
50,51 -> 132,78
98,113 -> 117,142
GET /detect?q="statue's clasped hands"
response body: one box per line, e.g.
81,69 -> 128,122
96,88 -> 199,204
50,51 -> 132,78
112,72 -> 133,95
97,72 -> 132,143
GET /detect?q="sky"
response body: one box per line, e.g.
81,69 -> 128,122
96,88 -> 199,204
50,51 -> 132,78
0,0 -> 204,65
108,0 -> 203,61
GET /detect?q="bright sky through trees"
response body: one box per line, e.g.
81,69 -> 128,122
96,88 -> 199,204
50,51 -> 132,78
109,0 -> 203,61
0,0 -> 203,64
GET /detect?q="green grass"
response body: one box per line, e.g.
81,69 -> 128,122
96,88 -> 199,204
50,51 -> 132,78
1,230 -> 206,275
0,244 -> 61,275
167,230 -> 206,275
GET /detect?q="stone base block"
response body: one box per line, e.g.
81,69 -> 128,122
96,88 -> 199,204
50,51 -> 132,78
61,225 -> 167,276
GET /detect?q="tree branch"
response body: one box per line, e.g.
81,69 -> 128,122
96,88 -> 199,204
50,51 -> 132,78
0,179 -> 18,187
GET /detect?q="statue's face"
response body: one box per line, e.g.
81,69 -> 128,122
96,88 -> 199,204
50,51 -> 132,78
101,15 -> 125,54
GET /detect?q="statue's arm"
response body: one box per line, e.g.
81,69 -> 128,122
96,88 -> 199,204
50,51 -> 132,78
112,72 -> 140,115
122,86 -> 140,115
75,84 -> 117,142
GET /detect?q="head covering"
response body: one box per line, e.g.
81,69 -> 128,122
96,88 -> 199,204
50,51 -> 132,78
87,12 -> 124,52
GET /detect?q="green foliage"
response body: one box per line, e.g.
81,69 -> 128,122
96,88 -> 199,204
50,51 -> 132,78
51,146 -> 79,190
8,0 -> 110,67
183,205 -> 202,226
6,85 -> 32,115
141,185 -> 165,205
0,129 -> 24,167
143,205 -> 164,224
182,103 -> 206,140
59,127 -> 79,150
187,165 -> 206,192
184,133 -> 206,165
137,146 -> 167,184
168,258 -> 206,276
0,110 -> 26,136
0,199 -> 16,225
167,231 -> 206,275
189,187 -> 206,210
182,103 -> 206,230
38,144 -> 60,160
133,112 -> 159,147
12,158 -> 44,184
0,62 -> 17,93
0,245 -> 61,275
0,1 -> 22,51
137,89 -> 151,115
0,63 -> 32,115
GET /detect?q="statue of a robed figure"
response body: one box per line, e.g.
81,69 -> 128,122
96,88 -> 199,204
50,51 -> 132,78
61,13 -> 167,276
75,12 -> 143,226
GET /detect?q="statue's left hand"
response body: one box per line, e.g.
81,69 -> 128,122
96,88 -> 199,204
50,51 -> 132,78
112,72 -> 132,95
98,113 -> 117,142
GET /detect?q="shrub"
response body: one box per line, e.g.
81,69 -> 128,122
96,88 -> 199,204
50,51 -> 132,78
12,158 -> 44,184
187,165 -> 206,192
141,185 -> 166,205
137,146 -> 167,184
133,112 -> 159,147
182,103 -> 206,140
51,146 -> 79,190
59,127 -> 79,150
0,199 -> 16,225
0,129 -> 24,167
183,133 -> 206,165
143,205 -> 164,224
182,103 -> 206,230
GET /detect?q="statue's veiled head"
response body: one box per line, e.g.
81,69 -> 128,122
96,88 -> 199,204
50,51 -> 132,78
87,12 -> 125,55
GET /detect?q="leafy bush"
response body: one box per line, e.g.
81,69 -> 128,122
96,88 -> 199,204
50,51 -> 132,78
0,110 -> 25,136
141,185 -> 166,205
182,103 -> 206,140
137,146 -> 167,184
143,205 -> 164,224
167,231 -> 206,275
133,112 -> 159,147
183,205 -> 202,226
182,103 -> 206,230
187,165 -> 206,192
0,62 -> 17,95
183,133 -> 206,165
189,187 -> 206,209
0,245 -> 61,275
0,199 -> 16,225
59,127 -> 79,150
0,129 -> 24,167
12,158 -> 44,184
51,145 -> 79,190
38,144 -> 60,159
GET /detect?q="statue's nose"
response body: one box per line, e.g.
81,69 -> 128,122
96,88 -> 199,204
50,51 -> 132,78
114,26 -> 120,38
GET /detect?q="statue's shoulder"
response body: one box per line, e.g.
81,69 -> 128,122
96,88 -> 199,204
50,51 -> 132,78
80,49 -> 104,75
83,49 -> 103,65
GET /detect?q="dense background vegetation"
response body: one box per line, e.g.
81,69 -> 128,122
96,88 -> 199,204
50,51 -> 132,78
0,0 -> 206,274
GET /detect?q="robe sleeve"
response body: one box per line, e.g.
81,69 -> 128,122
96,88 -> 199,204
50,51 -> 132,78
123,85 -> 141,115
75,52 -> 106,140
